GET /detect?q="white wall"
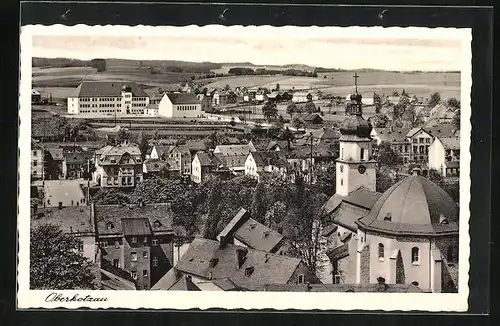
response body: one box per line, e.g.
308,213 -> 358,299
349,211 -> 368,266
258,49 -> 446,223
428,139 -> 445,171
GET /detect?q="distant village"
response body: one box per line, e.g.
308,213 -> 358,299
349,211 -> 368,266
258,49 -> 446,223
30,72 -> 461,293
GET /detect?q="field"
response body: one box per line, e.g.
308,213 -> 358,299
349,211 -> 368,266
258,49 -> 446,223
203,71 -> 460,99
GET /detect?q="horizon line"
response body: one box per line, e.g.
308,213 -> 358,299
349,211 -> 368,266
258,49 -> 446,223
32,56 -> 461,74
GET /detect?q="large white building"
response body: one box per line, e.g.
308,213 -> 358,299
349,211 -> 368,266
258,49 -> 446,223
67,81 -> 150,116
158,93 -> 203,118
428,136 -> 460,177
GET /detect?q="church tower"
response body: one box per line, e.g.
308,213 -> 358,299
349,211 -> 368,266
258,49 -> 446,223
336,74 -> 376,196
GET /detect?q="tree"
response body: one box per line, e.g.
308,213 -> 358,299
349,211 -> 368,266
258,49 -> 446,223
291,116 -> 305,130
429,92 -> 441,107
90,58 -> 106,72
446,97 -> 461,110
276,115 -> 285,128
304,101 -> 316,114
251,182 -> 268,224
286,102 -> 298,120
452,109 -> 461,130
313,161 -> 336,197
275,83 -> 280,92
370,114 -> 390,128
376,170 -> 395,193
373,92 -> 382,113
224,84 -> 231,91
392,91 -> 400,97
427,168 -> 444,187
262,101 -> 278,122
117,128 -> 130,144
30,224 -> 97,290
137,131 -> 149,160
402,106 -> 424,127
376,142 -> 403,172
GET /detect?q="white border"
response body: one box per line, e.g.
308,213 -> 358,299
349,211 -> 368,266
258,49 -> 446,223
18,25 -> 472,311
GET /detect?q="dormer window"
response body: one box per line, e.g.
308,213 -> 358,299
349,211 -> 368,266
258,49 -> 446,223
250,223 -> 257,230
153,220 -> 162,228
263,231 -> 270,238
245,266 -> 255,277
384,213 -> 392,222
439,214 -> 448,224
106,222 -> 114,230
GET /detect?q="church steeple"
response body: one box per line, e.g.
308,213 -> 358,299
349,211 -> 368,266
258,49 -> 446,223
336,73 -> 377,197
345,73 -> 363,116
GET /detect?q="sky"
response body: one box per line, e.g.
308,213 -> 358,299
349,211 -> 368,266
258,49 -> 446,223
28,25 -> 467,71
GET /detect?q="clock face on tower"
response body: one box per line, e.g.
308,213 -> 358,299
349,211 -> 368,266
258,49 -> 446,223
358,165 -> 366,174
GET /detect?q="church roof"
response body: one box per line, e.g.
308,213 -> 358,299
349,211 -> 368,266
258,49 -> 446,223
356,175 -> 459,236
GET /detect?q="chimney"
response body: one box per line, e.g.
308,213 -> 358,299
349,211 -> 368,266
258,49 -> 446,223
219,235 -> 227,248
265,253 -> 270,263
235,248 -> 248,269
377,277 -> 388,292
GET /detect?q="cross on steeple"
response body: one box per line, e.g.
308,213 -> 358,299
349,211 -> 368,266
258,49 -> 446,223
353,73 -> 359,93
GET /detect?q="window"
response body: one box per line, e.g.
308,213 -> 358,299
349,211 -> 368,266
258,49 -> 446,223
113,259 -> 119,268
378,243 -> 385,260
33,160 -> 38,167
143,270 -> 148,278
131,252 -> 138,261
33,151 -> 38,156
152,256 -> 158,267
152,239 -> 159,246
360,148 -> 365,160
245,266 -> 255,277
78,243 -> 84,252
426,138 -> 431,143
131,237 -> 137,243
340,178 -> 343,186
143,251 -> 148,259
131,272 -> 137,280
298,274 -> 304,284
100,241 -> 107,248
340,164 -> 343,172
411,247 -> 419,264
447,246 -> 456,263
143,236 -> 148,244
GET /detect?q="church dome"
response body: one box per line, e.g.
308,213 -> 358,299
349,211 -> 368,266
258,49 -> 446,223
339,115 -> 372,138
357,175 -> 459,236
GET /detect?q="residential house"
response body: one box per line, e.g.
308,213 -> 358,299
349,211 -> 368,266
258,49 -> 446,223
62,150 -> 93,179
213,142 -> 256,174
94,202 -> 175,290
244,88 -> 259,102
292,92 -> 316,103
41,179 -> 88,208
262,280 -> 424,293
429,104 -> 456,124
296,113 -> 324,125
100,259 -> 137,290
32,89 -> 42,104
31,205 -> 97,262
287,145 -> 337,184
197,93 -> 213,113
266,92 -> 281,103
191,151 -> 229,184
407,127 -> 434,165
158,93 -> 203,118
371,127 -> 411,164
67,81 -> 150,116
255,89 -> 268,102
216,208 -> 287,254
93,142 -> 143,188
245,151 -> 288,181
151,269 -> 201,291
265,140 -> 291,152
144,103 -> 159,116
169,237 -> 321,291
46,147 -> 64,179
142,159 -> 174,178
179,140 -> 207,157
212,90 -> 237,106
311,127 -> 341,149
280,91 -> 292,102
31,140 -> 45,180
428,136 -> 460,177
149,145 -> 191,177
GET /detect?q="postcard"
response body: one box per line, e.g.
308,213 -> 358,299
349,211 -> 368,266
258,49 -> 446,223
18,24 -> 471,311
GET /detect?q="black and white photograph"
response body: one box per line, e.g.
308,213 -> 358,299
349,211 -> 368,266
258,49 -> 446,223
18,24 -> 471,311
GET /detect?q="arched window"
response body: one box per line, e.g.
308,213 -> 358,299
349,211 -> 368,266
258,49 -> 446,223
411,247 -> 419,264
378,243 -> 385,260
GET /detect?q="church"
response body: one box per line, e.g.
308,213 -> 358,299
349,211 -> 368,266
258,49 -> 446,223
320,76 -> 459,293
